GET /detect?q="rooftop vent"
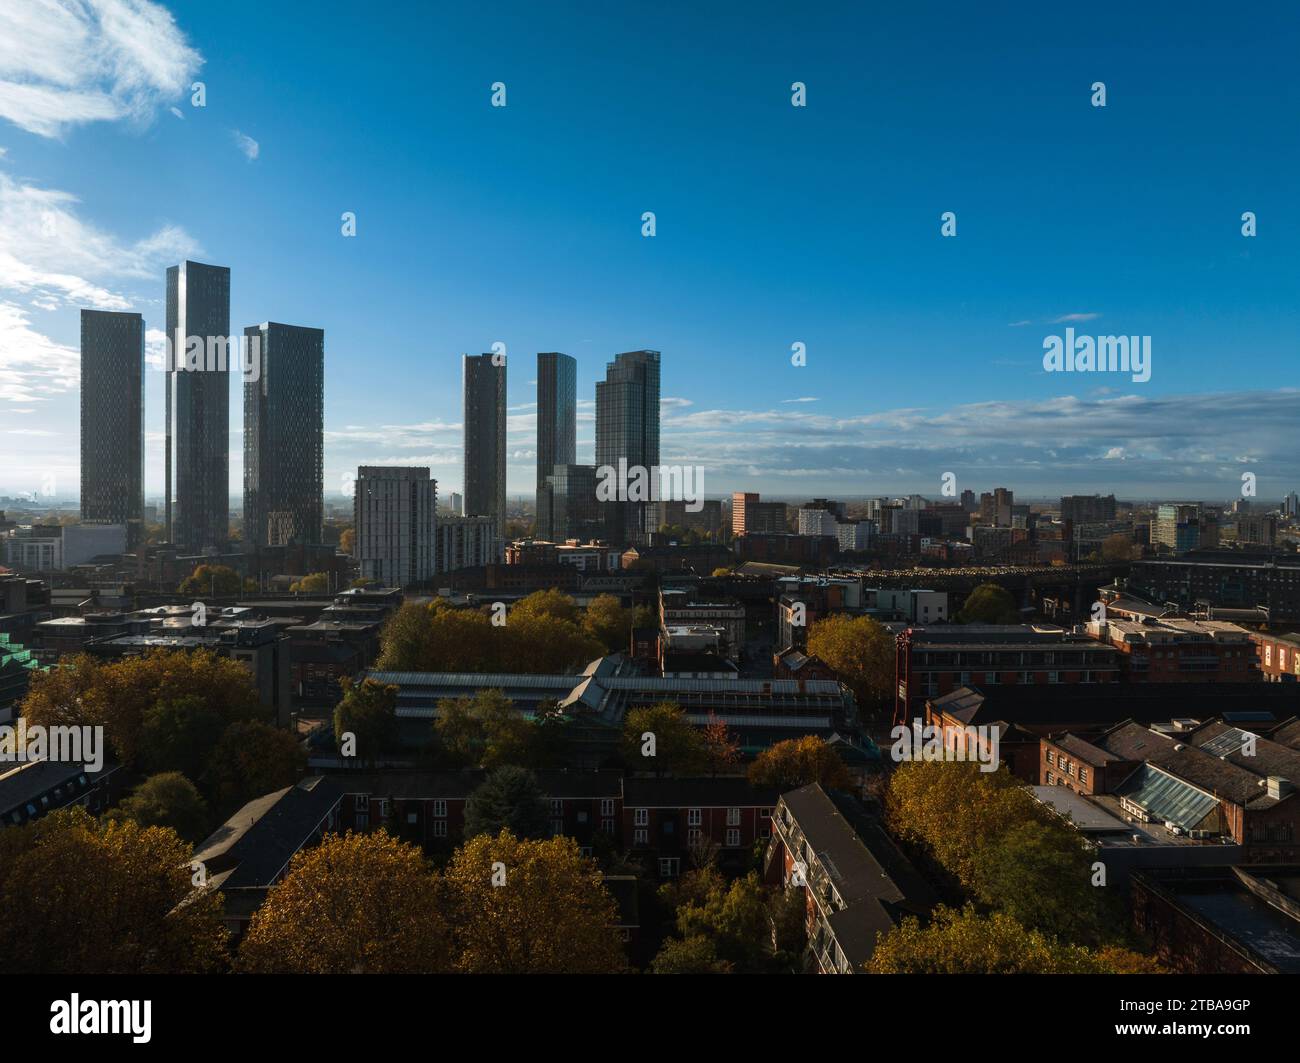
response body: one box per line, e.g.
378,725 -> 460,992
1267,776 -> 1294,800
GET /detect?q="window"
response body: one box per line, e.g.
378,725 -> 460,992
1079,767 -> 1089,786
376,799 -> 389,817
600,798 -> 615,816
1046,750 -> 1055,765
354,794 -> 369,812
602,818 -> 615,834
688,808 -> 702,826
726,808 -> 741,826
1046,772 -> 1056,785
580,846 -> 593,858
760,808 -> 772,819
688,828 -> 702,846
356,813 -> 369,830
551,819 -> 564,836
406,812 -> 418,824
433,800 -> 447,817
1048,671 -> 1059,684
634,808 -> 648,826
550,799 -> 563,816
432,820 -> 448,838
658,858 -> 680,878
576,810 -> 588,824
726,829 -> 741,847
634,828 -> 648,845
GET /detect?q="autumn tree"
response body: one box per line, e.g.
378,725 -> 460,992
652,934 -> 734,974
178,563 -> 243,596
339,527 -> 355,554
139,694 -> 229,781
806,614 -> 894,718
582,594 -> 648,653
701,713 -> 741,776
290,572 -> 329,593
957,582 -> 1020,624
510,588 -> 580,625
333,677 -> 399,765
20,648 -> 263,769
443,831 -> 626,973
622,702 -> 707,776
0,808 -> 227,974
1101,533 -> 1138,563
666,870 -> 771,972
433,689 -> 532,769
206,720 -> 306,817
108,772 -> 210,842
747,735 -> 850,792
463,766 -> 550,840
237,831 -> 451,973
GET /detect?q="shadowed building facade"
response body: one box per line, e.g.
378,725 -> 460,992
79,309 -> 144,548
536,351 -> 576,541
243,322 -> 325,548
462,353 -> 507,537
166,260 -> 231,550
595,349 -> 660,545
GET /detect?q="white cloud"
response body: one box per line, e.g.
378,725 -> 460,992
1050,312 -> 1101,324
0,300 -> 77,402
781,396 -> 819,404
0,0 -> 202,138
233,129 -> 258,160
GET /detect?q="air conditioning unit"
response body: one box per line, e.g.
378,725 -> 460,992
1165,822 -> 1184,836
1188,830 -> 1211,839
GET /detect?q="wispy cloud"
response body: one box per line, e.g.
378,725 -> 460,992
1050,312 -> 1101,324
0,0 -> 202,138
232,129 -> 259,161
781,396 -> 819,404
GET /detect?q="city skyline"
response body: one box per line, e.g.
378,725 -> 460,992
2,2 -> 1298,502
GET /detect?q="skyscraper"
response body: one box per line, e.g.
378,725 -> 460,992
80,309 -> 145,548
536,352 -> 576,540
243,322 -> 325,548
353,466 -> 436,587
462,353 -> 506,537
595,349 -> 660,544
166,260 -> 231,550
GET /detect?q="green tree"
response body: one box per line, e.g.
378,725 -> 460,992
333,677 -> 399,765
582,593 -> 638,652
108,772 -> 210,843
463,766 -> 550,840
652,934 -> 734,973
290,572 -> 329,593
139,694 -> 228,781
622,702 -> 707,776
433,689 -> 531,768
957,582 -> 1020,623
206,720 -> 306,817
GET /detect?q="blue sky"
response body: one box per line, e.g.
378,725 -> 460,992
1,0 -> 1297,504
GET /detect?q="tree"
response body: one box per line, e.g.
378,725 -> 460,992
433,689 -> 532,768
701,713 -> 741,776
669,870 -> 771,972
20,648 -> 263,770
140,695 -> 229,781
710,567 -> 732,578
237,831 -> 451,973
1101,533 -> 1137,562
206,720 -> 306,817
806,614 -> 894,718
290,572 -> 329,593
108,772 -> 210,843
622,702 -> 707,776
178,563 -> 242,596
463,766 -> 550,840
957,582 -> 1020,624
867,906 -> 1106,974
747,735 -> 850,792
333,677 -> 399,765
652,934 -> 734,973
582,593 -> 639,652
443,831 -> 626,973
0,808 -> 227,974
339,527 -> 355,554
510,588 -> 580,625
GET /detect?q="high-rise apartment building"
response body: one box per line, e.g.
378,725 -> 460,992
80,309 -> 144,547
352,466 -> 436,587
979,487 -> 1014,527
436,514 -> 502,572
1153,503 -> 1204,554
243,323 -> 324,548
545,464 -> 605,542
165,260 -> 231,550
732,492 -> 787,535
462,354 -> 507,537
595,349 -> 660,544
535,352 -> 577,540
1061,494 -> 1117,526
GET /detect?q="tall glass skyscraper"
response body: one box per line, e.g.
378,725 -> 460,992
536,352 -> 576,540
166,260 -> 231,550
595,349 -> 660,544
462,353 -> 507,536
80,309 -> 144,547
243,322 -> 325,548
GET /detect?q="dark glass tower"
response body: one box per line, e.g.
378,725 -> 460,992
80,309 -> 144,547
595,349 -> 660,544
243,322 -> 324,548
165,260 -> 231,550
462,353 -> 507,537
536,352 -> 576,540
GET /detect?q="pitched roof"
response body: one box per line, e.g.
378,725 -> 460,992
622,777 -> 779,808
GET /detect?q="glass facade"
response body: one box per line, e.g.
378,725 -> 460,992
594,349 -> 660,544
243,322 -> 325,547
79,309 -> 144,546
462,353 -> 507,536
536,352 -> 577,540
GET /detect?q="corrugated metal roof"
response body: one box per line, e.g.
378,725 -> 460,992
1200,727 -> 1258,758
